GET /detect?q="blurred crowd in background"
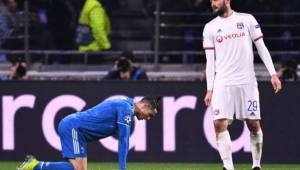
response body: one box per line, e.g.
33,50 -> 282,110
0,0 -> 299,81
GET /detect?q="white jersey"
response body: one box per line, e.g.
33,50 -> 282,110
203,11 -> 266,86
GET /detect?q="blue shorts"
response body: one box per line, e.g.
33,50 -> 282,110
58,117 -> 87,158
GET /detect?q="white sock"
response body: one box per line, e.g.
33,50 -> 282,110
216,130 -> 234,170
250,129 -> 263,168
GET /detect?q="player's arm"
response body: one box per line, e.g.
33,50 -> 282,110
117,122 -> 130,170
116,106 -> 132,170
203,24 -> 215,105
254,39 -> 282,93
248,15 -> 282,93
205,50 -> 215,92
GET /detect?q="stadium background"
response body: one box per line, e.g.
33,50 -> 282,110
0,0 -> 300,169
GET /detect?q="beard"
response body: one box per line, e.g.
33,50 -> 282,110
213,1 -> 228,16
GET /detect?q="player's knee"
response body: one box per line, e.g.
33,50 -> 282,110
214,119 -> 228,133
69,161 -> 84,170
247,120 -> 261,133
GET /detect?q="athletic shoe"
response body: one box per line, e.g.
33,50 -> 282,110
17,155 -> 39,170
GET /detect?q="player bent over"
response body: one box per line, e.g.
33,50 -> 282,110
203,0 -> 282,170
18,96 -> 159,170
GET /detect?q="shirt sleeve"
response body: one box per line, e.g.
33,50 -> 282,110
205,50 -> 216,90
254,39 -> 277,76
116,106 -> 132,170
117,105 -> 133,126
117,122 -> 130,170
203,23 -> 215,90
202,24 -> 215,50
248,14 -> 263,42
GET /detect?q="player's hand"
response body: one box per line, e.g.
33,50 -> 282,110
204,90 -> 213,106
271,74 -> 282,94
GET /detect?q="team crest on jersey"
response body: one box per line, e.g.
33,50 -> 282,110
124,115 -> 132,125
217,29 -> 222,33
236,22 -> 244,29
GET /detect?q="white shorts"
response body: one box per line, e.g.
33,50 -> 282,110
211,83 -> 261,123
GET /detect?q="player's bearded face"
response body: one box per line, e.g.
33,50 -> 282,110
135,103 -> 157,120
211,0 -> 227,16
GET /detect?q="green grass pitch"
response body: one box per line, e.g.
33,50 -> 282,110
1,162 -> 300,170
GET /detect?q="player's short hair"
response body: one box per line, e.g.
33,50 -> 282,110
141,96 -> 160,111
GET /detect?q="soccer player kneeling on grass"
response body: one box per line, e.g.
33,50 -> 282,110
203,0 -> 282,170
18,96 -> 159,170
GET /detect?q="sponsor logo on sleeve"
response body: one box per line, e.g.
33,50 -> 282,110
124,115 -> 132,125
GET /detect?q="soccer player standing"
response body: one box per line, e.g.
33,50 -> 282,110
18,96 -> 159,170
203,0 -> 282,170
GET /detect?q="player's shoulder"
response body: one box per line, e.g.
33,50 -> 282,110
117,98 -> 134,126
205,17 -> 219,27
234,11 -> 255,20
203,17 -> 218,33
120,97 -> 134,105
115,98 -> 134,111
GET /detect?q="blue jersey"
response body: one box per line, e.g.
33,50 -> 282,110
61,97 -> 134,170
